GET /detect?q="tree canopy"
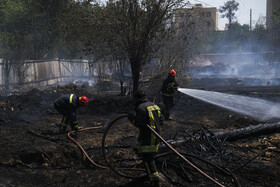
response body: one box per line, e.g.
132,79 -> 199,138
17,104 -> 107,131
100,0 -> 185,92
0,0 -> 278,92
219,0 -> 239,29
0,0 -> 72,60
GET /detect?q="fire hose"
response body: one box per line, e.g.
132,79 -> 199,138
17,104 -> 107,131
68,114 -> 234,186
67,126 -> 109,169
67,115 -> 145,177
101,114 -> 146,179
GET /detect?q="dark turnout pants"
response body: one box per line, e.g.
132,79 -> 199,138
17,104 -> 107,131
162,95 -> 174,119
54,103 -> 76,130
141,153 -> 159,183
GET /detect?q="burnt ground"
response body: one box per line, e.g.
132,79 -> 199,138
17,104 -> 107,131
0,81 -> 280,187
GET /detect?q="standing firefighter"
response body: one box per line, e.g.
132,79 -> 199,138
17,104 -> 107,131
128,90 -> 164,186
161,69 -> 179,120
54,94 -> 89,133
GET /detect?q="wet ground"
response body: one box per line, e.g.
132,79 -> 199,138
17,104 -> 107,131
0,82 -> 280,186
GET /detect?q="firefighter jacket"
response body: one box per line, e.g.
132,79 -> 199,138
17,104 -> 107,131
133,97 -> 163,153
161,76 -> 179,97
54,94 -> 79,123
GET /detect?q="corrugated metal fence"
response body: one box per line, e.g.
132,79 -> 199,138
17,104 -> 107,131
0,59 -> 91,90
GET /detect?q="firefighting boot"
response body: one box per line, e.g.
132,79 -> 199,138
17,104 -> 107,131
151,172 -> 169,187
71,125 -> 83,131
71,121 -> 82,131
71,124 -> 82,138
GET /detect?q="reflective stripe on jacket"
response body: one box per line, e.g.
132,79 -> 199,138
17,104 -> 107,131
161,76 -> 179,96
54,94 -> 79,122
134,99 -> 163,153
69,94 -> 74,104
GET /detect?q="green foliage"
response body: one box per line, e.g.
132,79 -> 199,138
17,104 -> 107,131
272,8 -> 280,21
271,9 -> 280,50
0,0 -> 277,87
0,0 -> 70,60
200,21 -> 271,53
200,30 -> 225,53
272,9 -> 280,29
98,0 -> 185,92
229,22 -> 250,43
0,0 -> 187,92
0,0 -> 27,59
219,0 -> 239,27
103,0 -> 176,60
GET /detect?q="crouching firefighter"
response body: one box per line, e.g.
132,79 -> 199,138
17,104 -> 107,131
128,90 -> 163,186
54,94 -> 89,133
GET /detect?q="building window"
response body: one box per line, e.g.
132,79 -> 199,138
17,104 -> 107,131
207,12 -> 211,17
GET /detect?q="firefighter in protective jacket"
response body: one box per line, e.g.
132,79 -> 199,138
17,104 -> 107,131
161,69 -> 179,120
128,90 -> 163,185
54,94 -> 89,133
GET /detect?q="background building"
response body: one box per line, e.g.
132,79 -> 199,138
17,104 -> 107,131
173,4 -> 218,31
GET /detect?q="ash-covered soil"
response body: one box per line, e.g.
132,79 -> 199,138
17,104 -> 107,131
0,83 -> 280,186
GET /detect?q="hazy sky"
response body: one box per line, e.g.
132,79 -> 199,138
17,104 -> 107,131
189,0 -> 267,30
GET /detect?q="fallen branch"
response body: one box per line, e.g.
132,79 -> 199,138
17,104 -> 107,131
166,122 -> 280,147
214,122 -> 280,141
234,150 -> 265,172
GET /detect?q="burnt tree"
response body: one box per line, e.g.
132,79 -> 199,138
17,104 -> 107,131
104,0 -> 185,93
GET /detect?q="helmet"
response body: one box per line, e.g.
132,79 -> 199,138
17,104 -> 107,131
168,69 -> 176,76
79,96 -> 89,106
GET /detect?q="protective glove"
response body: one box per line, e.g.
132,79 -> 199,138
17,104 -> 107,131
128,112 -> 135,123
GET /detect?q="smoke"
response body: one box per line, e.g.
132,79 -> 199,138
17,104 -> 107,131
189,52 -> 280,87
73,79 -> 95,87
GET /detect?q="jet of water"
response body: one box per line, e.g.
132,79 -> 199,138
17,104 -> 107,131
178,88 -> 280,121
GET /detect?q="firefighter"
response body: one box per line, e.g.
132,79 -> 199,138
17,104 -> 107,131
161,69 -> 179,120
54,94 -> 89,133
128,90 -> 163,186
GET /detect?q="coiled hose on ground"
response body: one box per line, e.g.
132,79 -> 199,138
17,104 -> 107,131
68,114 -> 240,186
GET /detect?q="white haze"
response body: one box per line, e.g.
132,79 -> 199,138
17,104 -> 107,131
178,88 -> 280,121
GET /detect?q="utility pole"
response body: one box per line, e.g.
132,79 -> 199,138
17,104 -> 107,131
250,9 -> 252,31
250,9 -> 252,52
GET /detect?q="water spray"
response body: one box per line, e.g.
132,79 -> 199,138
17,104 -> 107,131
178,88 -> 280,121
